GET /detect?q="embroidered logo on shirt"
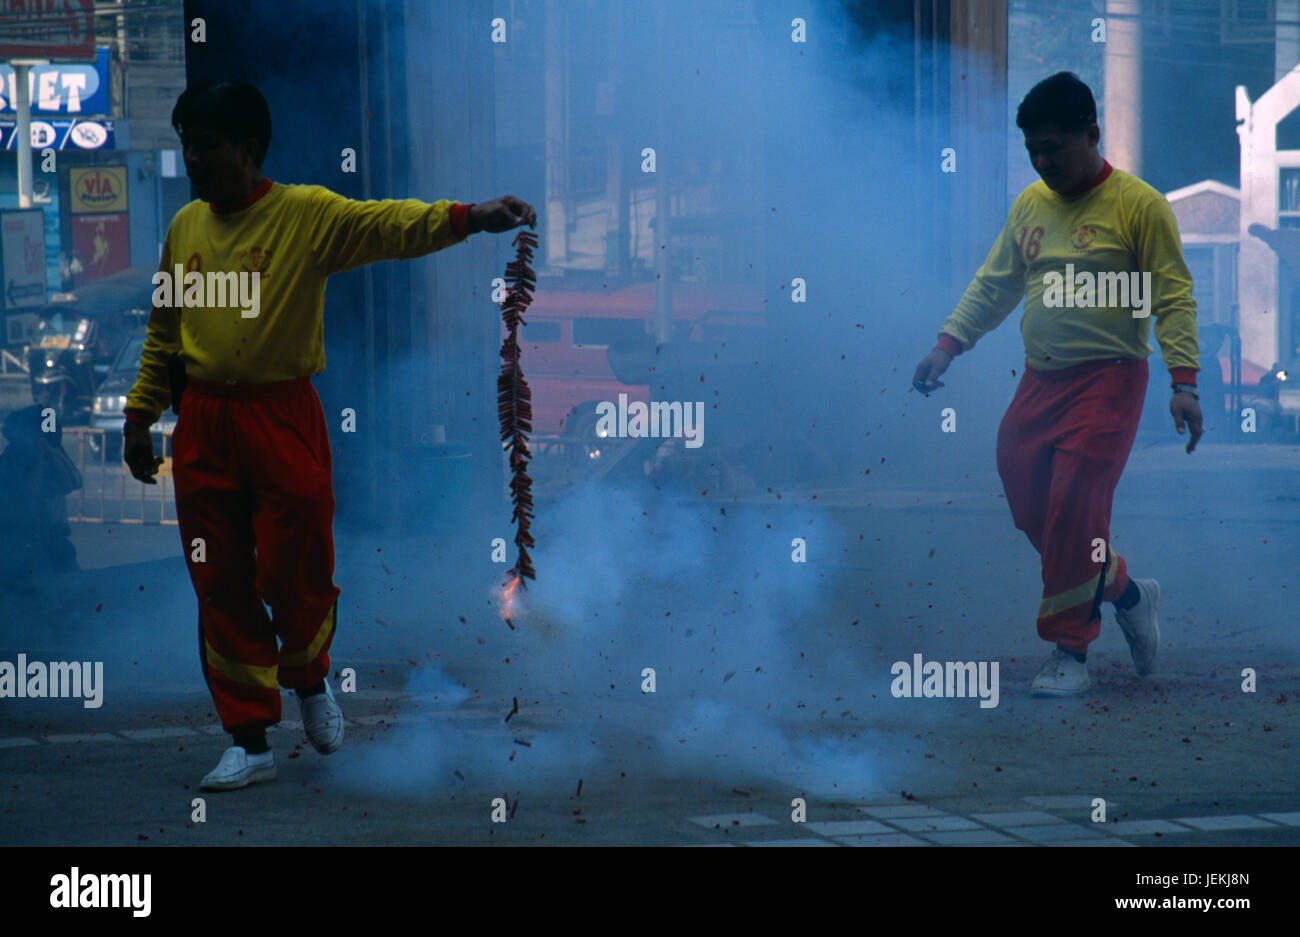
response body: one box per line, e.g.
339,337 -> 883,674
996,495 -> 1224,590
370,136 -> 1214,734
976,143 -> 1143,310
239,246 -> 273,280
1069,224 -> 1098,251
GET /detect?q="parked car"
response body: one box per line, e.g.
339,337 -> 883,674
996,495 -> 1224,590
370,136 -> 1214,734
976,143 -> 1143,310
24,266 -> 157,427
26,308 -> 102,426
514,281 -> 764,447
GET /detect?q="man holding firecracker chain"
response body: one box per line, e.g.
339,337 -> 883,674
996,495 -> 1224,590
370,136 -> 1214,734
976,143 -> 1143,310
123,81 -> 537,790
912,72 -> 1203,697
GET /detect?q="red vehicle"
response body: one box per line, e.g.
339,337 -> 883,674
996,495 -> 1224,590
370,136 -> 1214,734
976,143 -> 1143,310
510,281 -> 765,446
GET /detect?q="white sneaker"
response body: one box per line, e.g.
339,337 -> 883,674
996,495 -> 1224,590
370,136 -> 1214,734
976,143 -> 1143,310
299,680 -> 343,755
1115,578 -> 1160,676
1030,646 -> 1091,697
200,745 -> 276,791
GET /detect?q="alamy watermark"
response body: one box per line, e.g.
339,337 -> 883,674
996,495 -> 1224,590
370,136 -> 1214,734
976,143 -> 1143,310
890,653 -> 999,708
1042,264 -> 1152,319
50,868 -> 150,917
152,266 -> 261,318
594,393 -> 704,448
0,653 -> 103,708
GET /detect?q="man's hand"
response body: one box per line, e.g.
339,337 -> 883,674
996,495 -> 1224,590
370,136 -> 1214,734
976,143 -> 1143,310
123,422 -> 164,483
911,348 -> 952,395
469,195 -> 537,234
1171,391 -> 1203,453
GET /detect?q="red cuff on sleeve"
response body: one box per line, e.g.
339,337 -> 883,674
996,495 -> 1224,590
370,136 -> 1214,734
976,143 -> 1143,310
1168,367 -> 1197,387
451,202 -> 474,239
124,410 -> 152,426
934,334 -> 962,357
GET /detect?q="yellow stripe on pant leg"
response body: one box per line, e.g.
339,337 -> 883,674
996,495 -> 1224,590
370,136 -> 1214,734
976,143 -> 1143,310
1038,572 -> 1101,620
1037,545 -> 1119,620
203,640 -> 279,688
279,603 -> 336,670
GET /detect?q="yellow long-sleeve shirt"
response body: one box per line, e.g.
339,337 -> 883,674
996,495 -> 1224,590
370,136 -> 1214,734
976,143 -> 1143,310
125,180 -> 473,425
937,163 -> 1199,380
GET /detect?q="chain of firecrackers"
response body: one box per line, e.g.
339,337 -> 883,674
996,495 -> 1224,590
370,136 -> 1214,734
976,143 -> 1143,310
498,227 -> 539,587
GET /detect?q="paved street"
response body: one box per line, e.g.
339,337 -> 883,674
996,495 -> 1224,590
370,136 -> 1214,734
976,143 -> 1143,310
1,438 -> 1297,846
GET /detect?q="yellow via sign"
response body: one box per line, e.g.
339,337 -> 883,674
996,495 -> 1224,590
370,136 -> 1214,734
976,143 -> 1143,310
70,167 -> 128,214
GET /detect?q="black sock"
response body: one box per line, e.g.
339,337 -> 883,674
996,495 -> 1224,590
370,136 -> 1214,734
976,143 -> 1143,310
1058,644 -> 1086,663
296,680 -> 326,698
233,731 -> 269,755
1113,579 -> 1140,611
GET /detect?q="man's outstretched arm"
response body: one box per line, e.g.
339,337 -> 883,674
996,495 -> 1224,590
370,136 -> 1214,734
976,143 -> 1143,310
308,189 -> 536,276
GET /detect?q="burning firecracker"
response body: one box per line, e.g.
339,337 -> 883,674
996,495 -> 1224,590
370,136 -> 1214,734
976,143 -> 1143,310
498,227 -> 539,618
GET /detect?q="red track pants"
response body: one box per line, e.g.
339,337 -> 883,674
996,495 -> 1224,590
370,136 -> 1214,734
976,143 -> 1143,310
172,376 -> 341,734
995,356 -> 1147,653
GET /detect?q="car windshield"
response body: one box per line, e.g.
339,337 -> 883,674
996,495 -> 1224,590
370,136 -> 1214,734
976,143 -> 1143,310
114,335 -> 146,372
38,311 -> 77,337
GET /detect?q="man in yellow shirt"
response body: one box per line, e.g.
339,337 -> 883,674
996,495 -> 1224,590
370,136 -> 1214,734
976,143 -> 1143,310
123,81 -> 537,790
912,72 -> 1203,697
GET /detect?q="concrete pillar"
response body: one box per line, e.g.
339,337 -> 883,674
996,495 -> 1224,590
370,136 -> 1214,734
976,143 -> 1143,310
14,63 -> 34,209
1103,0 -> 1141,176
544,0 -> 567,270
949,1 -> 1007,287
403,0 -> 500,512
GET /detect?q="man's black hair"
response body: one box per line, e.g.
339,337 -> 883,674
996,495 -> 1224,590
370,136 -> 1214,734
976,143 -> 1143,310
172,81 -> 272,167
1015,71 -> 1097,135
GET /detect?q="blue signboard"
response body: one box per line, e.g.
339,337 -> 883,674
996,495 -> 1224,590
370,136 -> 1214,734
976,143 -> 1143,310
0,48 -> 111,117
0,119 -> 116,151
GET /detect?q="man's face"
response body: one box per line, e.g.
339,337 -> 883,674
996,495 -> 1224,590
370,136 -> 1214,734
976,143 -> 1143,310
1023,124 -> 1097,193
181,127 -> 253,203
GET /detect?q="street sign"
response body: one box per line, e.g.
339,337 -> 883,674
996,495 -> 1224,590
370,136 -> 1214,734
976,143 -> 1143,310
0,208 -> 47,346
0,117 -> 115,150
